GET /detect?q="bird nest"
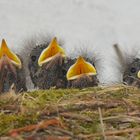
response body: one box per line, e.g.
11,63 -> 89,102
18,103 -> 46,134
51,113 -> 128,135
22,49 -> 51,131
0,85 -> 140,140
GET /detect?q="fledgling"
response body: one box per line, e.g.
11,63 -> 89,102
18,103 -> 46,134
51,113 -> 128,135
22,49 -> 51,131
28,37 -> 69,89
113,44 -> 140,87
66,56 -> 99,88
0,39 -> 27,93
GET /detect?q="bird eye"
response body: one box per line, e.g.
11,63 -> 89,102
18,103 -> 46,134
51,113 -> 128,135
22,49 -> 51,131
130,67 -> 137,73
31,56 -> 36,62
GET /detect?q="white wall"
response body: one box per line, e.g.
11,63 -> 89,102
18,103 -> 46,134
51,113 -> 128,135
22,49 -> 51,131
0,0 -> 140,85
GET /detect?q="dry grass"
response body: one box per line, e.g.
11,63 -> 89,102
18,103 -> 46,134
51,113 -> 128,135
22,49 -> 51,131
0,85 -> 140,140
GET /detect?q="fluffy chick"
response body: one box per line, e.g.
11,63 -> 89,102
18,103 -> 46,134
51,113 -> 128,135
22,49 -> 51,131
66,56 -> 99,88
28,37 -> 68,89
113,44 -> 140,87
0,39 -> 27,93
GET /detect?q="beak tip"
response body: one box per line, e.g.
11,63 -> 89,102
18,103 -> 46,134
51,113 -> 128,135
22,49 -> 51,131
2,39 -> 5,42
1,39 -> 6,46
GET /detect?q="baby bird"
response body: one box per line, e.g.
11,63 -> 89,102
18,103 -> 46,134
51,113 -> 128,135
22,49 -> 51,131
0,39 -> 27,93
113,44 -> 140,87
66,56 -> 99,88
28,37 -> 68,89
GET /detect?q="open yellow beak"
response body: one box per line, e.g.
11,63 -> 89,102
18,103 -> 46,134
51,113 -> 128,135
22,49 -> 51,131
137,70 -> 140,79
38,37 -> 66,66
66,56 -> 97,80
0,39 -> 22,69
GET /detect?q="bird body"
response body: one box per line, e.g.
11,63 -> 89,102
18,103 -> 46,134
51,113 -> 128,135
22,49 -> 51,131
66,56 -> 99,88
33,53 -> 67,89
28,37 -> 68,89
67,74 -> 98,88
0,39 -> 27,93
123,58 -> 140,87
113,44 -> 140,87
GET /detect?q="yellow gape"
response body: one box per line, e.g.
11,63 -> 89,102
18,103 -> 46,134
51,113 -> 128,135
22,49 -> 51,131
0,39 -> 22,69
66,56 -> 97,80
38,37 -> 66,66
137,70 -> 140,79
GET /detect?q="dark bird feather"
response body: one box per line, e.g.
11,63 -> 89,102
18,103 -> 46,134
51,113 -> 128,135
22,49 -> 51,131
67,75 -> 99,88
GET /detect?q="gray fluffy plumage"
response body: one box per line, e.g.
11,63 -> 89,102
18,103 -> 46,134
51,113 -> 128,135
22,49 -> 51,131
28,39 -> 70,89
0,55 -> 27,93
22,35 -> 99,89
67,45 -> 100,88
113,44 -> 140,87
67,57 -> 99,88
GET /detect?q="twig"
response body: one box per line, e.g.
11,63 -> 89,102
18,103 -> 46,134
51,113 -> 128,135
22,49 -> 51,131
98,107 -> 106,140
80,127 -> 140,138
9,118 -> 62,136
46,127 -> 74,137
60,112 -> 92,122
103,115 -> 140,123
23,135 -> 70,140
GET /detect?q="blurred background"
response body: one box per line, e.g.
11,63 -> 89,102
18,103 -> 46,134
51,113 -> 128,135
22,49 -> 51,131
0,0 -> 140,86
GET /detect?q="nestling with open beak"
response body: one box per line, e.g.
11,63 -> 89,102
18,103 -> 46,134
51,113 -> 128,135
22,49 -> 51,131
0,39 -> 27,93
28,37 -> 68,89
113,44 -> 140,87
66,56 -> 99,88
